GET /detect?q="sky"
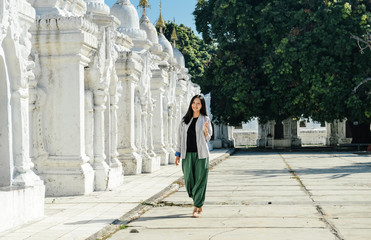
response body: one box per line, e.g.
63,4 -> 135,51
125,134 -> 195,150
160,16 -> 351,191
104,0 -> 200,36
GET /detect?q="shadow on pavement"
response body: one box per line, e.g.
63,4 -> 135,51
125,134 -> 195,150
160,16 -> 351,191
134,213 -> 190,222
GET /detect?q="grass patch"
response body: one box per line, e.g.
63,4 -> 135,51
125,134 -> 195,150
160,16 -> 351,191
119,224 -> 128,230
140,201 -> 156,207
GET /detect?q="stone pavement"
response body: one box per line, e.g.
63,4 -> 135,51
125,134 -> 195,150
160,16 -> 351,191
109,151 -> 371,240
0,149 -> 232,240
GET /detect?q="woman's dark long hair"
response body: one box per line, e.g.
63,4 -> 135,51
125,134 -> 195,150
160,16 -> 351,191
182,95 -> 208,124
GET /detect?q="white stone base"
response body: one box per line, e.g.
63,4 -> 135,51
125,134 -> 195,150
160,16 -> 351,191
168,148 -> 176,164
40,163 -> 95,197
106,161 -> 124,190
95,162 -> 124,191
0,184 -> 45,233
156,148 -> 169,165
120,152 -> 143,175
94,162 -> 110,191
142,156 -> 161,173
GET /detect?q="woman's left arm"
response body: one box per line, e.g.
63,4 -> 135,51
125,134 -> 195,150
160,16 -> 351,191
204,117 -> 213,142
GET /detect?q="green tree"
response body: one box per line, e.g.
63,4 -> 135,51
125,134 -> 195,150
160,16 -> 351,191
163,22 -> 216,86
194,0 -> 371,129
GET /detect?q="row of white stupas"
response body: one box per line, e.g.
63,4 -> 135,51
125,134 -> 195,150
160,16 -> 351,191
0,0 -> 206,232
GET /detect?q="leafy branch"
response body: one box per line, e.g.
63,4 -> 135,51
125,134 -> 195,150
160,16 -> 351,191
351,29 -> 371,54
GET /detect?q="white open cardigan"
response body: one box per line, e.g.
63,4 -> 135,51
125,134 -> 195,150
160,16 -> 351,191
175,115 -> 213,160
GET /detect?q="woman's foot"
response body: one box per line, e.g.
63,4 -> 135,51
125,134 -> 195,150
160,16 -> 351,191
192,207 -> 200,218
197,207 -> 203,214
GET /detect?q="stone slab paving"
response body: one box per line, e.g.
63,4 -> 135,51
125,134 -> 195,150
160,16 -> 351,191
282,152 -> 371,240
109,151 -> 371,240
0,150 -> 231,240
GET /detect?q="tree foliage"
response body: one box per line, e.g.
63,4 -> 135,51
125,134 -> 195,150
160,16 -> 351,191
163,22 -> 216,87
194,0 -> 371,126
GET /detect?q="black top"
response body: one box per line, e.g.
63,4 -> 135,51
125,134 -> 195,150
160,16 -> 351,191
187,117 -> 198,152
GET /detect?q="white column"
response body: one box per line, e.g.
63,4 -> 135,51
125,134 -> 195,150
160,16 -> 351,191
93,90 -> 110,190
256,121 -> 275,148
117,79 -> 142,174
116,51 -> 143,174
163,97 -> 170,164
11,89 -> 39,187
146,100 -> 160,169
88,5 -> 124,189
0,54 -> 13,187
85,90 -> 94,165
141,102 -> 158,172
106,81 -> 124,188
167,106 -> 176,164
151,69 -> 169,165
175,81 -> 186,151
326,120 -> 350,146
30,17 -> 97,196
290,118 -> 302,147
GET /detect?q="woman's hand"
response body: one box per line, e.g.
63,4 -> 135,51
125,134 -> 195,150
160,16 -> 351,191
204,122 -> 209,136
175,156 -> 180,166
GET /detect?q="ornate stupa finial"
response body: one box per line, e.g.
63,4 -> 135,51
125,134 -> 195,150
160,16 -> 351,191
156,0 -> 166,33
138,0 -> 150,14
171,27 -> 178,47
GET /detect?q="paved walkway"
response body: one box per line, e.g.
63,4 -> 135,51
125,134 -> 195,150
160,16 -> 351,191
109,151 -> 371,240
0,149 -> 232,240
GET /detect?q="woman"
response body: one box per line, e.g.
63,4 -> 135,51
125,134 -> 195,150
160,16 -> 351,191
175,94 -> 213,218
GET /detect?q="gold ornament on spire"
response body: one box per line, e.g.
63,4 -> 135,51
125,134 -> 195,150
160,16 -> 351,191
156,0 -> 166,32
138,0 -> 150,14
171,27 -> 178,47
139,0 -> 150,8
156,13 -> 166,29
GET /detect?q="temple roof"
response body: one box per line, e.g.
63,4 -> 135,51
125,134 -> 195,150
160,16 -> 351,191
173,47 -> 185,68
111,0 -> 146,40
140,13 -> 159,44
158,32 -> 173,57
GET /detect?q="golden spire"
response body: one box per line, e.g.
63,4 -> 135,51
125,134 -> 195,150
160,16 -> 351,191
138,0 -> 150,14
156,0 -> 166,32
171,27 -> 178,47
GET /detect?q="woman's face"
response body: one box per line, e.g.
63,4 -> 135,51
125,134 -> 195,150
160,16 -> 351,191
192,97 -> 202,113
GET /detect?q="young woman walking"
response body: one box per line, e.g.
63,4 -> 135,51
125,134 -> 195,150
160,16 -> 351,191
175,94 -> 213,218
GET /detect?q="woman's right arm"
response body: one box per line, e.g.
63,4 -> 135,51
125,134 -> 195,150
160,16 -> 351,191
175,122 -> 182,166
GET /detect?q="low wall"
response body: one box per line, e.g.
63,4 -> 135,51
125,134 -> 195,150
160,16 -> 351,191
299,129 -> 327,145
234,128 -> 327,146
233,131 -> 258,146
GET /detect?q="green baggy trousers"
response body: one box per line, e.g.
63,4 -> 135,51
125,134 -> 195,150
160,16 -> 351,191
182,152 -> 209,208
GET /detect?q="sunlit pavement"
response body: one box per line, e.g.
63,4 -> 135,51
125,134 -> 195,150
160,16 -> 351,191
109,151 -> 371,240
0,150 -> 231,240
